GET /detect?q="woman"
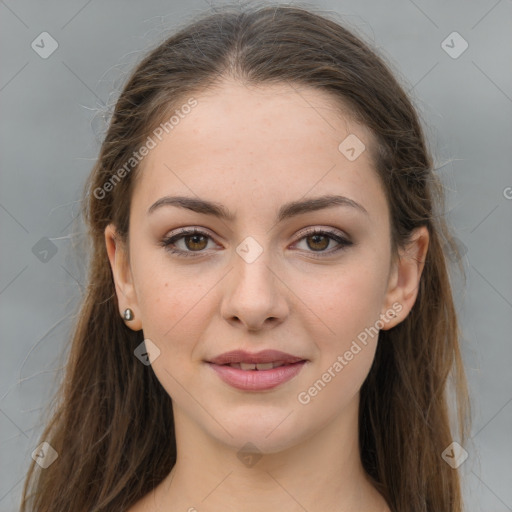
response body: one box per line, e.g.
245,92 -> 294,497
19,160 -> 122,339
21,3 -> 469,511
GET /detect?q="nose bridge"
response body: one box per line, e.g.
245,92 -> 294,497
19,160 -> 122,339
233,234 -> 278,299
221,233 -> 288,329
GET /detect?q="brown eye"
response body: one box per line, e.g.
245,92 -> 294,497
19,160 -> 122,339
160,227 -> 353,259
293,228 -> 353,257
160,228 -> 216,257
184,234 -> 208,251
306,234 -> 330,251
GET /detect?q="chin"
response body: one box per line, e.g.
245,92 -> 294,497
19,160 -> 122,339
208,408 -> 311,455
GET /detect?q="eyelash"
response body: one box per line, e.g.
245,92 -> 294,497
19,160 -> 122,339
159,227 -> 353,259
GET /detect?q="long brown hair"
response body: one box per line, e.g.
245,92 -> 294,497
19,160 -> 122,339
20,3 -> 469,511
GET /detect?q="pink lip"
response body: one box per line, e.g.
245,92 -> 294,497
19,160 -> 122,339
207,360 -> 307,391
207,349 -> 305,365
206,350 -> 308,391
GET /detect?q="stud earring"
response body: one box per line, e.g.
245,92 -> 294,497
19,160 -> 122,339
123,308 -> 134,321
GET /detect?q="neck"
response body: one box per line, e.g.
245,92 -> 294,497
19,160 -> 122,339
153,394 -> 389,512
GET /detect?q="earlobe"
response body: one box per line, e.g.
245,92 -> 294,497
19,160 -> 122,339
380,226 -> 429,330
104,224 -> 143,331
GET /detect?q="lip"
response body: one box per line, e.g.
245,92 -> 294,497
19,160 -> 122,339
207,349 -> 305,365
206,350 -> 308,391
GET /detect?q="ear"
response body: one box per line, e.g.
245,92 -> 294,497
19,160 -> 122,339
380,225 -> 429,330
104,223 -> 143,331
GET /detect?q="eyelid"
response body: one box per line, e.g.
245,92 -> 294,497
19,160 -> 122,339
160,226 -> 353,258
290,227 -> 353,256
294,225 -> 349,241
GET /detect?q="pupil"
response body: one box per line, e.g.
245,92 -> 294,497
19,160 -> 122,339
187,235 -> 207,251
308,234 -> 328,250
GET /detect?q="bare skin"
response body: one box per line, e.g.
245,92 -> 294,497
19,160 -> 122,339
106,78 -> 428,512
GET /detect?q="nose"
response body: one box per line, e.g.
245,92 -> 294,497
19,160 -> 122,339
220,239 -> 290,332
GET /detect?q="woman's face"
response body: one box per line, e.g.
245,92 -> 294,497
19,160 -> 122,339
107,79 -> 424,453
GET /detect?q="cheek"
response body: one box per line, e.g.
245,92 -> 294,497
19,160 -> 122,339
134,263 -> 213,400
134,245 -> 201,318
296,256 -> 388,346
132,255 -> 211,357
297,342 -> 377,416
295,265 -> 385,405
294,253 -> 388,402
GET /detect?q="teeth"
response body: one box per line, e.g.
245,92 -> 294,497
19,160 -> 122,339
228,361 -> 287,370
255,362 -> 274,370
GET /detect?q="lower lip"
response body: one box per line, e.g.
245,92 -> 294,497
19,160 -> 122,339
207,361 -> 307,391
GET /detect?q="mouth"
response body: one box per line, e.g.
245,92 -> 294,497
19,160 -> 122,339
205,349 -> 308,391
206,349 -> 306,366
219,361 -> 301,371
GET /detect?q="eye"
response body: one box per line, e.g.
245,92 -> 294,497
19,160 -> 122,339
291,228 -> 353,258
160,227 -> 353,258
160,228 -> 217,258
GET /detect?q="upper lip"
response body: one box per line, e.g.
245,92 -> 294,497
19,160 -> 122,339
207,350 -> 306,365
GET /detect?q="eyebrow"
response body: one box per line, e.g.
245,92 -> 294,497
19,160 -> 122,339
147,194 -> 369,222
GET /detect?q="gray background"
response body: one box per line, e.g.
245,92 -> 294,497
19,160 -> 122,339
1,0 -> 511,510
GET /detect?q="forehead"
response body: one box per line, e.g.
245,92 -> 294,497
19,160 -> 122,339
132,80 -> 387,223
